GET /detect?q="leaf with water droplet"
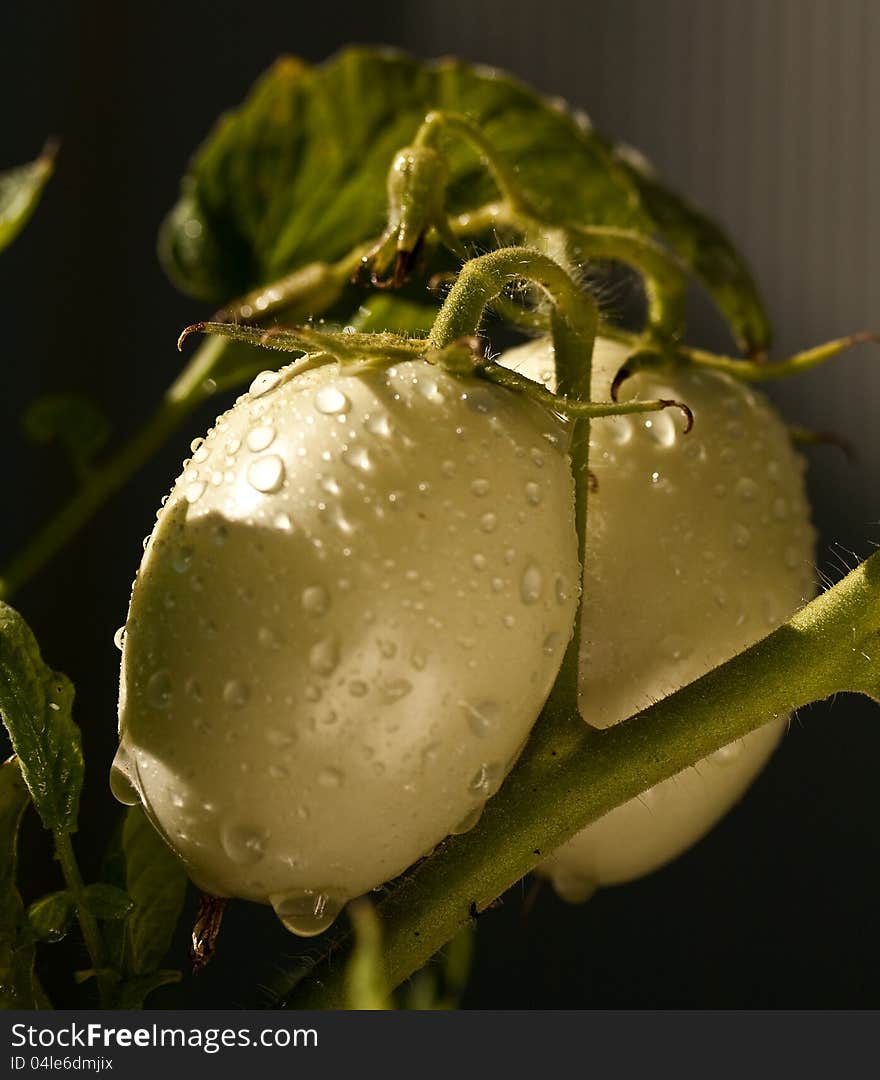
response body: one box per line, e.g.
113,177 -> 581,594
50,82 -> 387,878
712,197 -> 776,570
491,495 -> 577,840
0,757 -> 39,1008
102,806 -> 188,986
27,890 -> 73,942
0,602 -> 83,834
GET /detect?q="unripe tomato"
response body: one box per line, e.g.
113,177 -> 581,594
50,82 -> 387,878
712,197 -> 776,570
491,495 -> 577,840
112,357 -> 580,933
501,337 -> 816,899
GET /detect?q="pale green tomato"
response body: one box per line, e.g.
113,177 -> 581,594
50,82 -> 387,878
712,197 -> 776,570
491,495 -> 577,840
500,337 -> 816,899
112,357 -> 579,934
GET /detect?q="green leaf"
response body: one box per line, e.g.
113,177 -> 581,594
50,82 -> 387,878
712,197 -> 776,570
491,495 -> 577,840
115,969 -> 181,1010
22,395 -> 111,481
0,604 -> 83,834
81,883 -> 133,921
351,294 -> 438,335
160,48 -> 647,304
27,891 -> 73,942
612,146 -> 772,355
345,899 -> 390,1010
0,142 -> 56,254
0,757 -> 37,1008
119,806 -> 187,976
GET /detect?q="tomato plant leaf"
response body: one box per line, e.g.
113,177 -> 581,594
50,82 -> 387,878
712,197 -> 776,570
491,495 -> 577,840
115,969 -> 181,1010
81,883 -> 134,921
612,146 -> 772,355
0,143 -> 56,254
22,394 -> 111,481
27,890 -> 73,942
0,603 -> 83,834
0,757 -> 37,1008
119,806 -> 187,976
160,48 -> 648,303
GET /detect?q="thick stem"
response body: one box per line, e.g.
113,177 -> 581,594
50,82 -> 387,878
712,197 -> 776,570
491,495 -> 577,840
54,830 -> 114,1007
285,548 -> 880,1008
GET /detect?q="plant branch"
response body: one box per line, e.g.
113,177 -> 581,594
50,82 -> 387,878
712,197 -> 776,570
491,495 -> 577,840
54,830 -> 114,1007
283,547 -> 880,1008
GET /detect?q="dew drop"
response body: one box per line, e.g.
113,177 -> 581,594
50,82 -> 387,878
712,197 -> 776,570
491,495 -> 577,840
460,699 -> 500,737
382,678 -> 413,703
185,480 -> 206,504
735,477 -> 758,501
732,523 -> 752,550
472,553 -> 487,571
349,680 -> 368,698
315,386 -> 350,415
271,890 -> 344,937
302,585 -> 330,616
222,679 -> 250,708
542,632 -> 561,655
185,676 -> 203,703
146,670 -> 172,710
451,805 -> 483,835
246,424 -> 276,452
342,446 -> 372,472
366,412 -> 391,437
480,512 -> 498,534
265,727 -> 295,749
258,626 -> 282,651
221,823 -> 266,865
309,636 -> 339,676
468,762 -> 502,797
772,497 -> 789,521
113,626 -> 126,651
247,455 -> 285,493
249,370 -> 281,398
520,562 -> 543,605
268,763 -> 290,781
471,478 -> 491,497
109,749 -> 140,806
317,766 -> 344,789
410,649 -> 427,671
525,482 -> 542,506
644,411 -> 676,447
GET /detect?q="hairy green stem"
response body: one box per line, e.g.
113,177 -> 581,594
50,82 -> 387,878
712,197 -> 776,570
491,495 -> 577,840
285,548 -> 880,1008
54,831 -> 114,1007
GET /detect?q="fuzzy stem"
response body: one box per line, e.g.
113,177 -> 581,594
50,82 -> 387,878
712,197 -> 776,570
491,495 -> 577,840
284,547 -> 880,1008
54,831 -> 114,1007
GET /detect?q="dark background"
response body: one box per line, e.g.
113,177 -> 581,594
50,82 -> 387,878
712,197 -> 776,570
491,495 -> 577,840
3,0 -> 879,1007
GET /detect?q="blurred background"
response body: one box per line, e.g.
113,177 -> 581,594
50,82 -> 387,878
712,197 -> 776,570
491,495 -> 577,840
3,0 -> 879,1007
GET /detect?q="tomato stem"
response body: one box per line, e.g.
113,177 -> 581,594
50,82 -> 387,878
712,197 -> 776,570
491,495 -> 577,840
282,547 -> 880,1008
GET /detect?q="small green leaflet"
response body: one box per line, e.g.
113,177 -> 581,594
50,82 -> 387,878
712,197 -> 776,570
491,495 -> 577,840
81,883 -> 133,921
0,603 -> 83,835
160,48 -> 647,304
0,143 -> 56,254
121,806 -> 187,978
0,757 -> 37,1008
27,891 -> 73,943
612,146 -> 772,355
22,395 -> 111,482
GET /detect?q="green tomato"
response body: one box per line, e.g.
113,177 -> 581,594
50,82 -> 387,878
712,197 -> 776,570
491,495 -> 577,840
112,357 -> 579,934
501,336 -> 816,899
